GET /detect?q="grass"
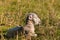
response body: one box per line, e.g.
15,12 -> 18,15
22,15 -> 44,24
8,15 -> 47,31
0,0 -> 60,40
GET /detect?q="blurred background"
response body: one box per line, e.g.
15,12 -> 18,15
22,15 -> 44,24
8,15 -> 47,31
0,0 -> 60,40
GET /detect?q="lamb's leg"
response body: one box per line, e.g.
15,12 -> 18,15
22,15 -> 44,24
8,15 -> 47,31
25,35 -> 31,40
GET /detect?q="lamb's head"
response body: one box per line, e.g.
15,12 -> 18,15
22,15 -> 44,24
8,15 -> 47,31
26,13 -> 41,25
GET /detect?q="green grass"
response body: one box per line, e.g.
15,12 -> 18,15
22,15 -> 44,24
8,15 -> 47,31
0,0 -> 60,40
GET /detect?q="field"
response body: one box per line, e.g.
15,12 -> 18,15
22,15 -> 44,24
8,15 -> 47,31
0,0 -> 60,40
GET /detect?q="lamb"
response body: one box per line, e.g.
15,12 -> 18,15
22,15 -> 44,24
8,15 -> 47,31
3,13 -> 41,40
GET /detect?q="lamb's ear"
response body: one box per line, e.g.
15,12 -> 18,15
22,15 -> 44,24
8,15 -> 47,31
28,15 -> 33,20
25,14 -> 33,24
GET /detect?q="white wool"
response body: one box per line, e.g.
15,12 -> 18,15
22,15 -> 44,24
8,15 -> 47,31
24,13 -> 41,37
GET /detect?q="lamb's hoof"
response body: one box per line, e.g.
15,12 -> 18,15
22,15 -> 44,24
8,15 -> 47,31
34,34 -> 37,37
32,34 -> 37,37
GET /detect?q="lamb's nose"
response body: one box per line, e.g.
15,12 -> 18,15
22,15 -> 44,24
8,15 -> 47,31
39,21 -> 41,25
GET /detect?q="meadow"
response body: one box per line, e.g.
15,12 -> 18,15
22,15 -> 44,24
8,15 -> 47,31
0,0 -> 60,40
